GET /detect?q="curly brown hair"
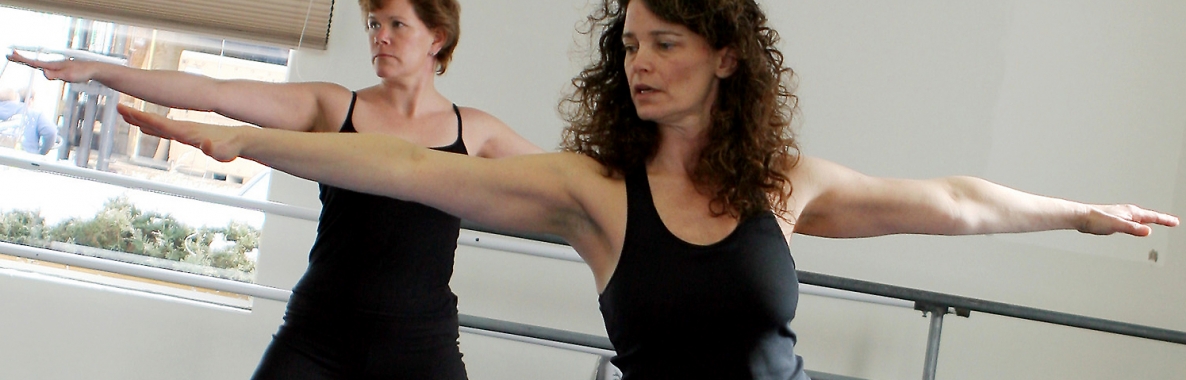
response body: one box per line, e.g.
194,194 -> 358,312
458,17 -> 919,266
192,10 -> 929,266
560,0 -> 800,219
359,0 -> 461,75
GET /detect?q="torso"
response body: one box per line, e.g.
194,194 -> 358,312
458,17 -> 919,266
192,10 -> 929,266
277,92 -> 471,378
291,91 -> 468,315
561,160 -> 747,292
595,164 -> 807,380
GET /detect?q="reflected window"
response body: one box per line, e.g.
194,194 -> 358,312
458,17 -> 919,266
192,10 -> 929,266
0,6 -> 293,307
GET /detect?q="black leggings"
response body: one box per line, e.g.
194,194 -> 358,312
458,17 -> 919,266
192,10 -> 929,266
251,317 -> 468,380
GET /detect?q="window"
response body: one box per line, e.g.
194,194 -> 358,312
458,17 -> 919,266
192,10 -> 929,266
0,6 -> 296,307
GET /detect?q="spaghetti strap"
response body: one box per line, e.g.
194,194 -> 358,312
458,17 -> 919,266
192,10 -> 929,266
451,104 -> 462,145
339,92 -> 359,133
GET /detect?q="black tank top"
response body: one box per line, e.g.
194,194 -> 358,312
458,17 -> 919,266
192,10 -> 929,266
598,166 -> 808,380
289,93 -> 468,324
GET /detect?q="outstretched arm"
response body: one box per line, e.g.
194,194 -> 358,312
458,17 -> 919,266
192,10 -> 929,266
117,104 -> 596,240
8,52 -> 346,132
789,156 -> 1179,238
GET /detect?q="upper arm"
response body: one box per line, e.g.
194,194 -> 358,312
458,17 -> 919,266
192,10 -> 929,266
789,156 -> 963,238
348,144 -> 596,238
457,107 -> 546,158
418,151 -> 620,267
233,127 -> 613,260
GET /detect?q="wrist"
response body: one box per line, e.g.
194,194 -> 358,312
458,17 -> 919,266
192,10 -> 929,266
229,125 -> 257,160
1070,202 -> 1094,232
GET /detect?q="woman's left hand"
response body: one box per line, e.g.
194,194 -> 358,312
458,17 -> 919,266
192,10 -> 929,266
117,104 -> 250,163
1078,204 -> 1179,236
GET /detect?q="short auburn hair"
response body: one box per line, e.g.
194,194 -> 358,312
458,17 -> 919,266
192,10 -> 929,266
358,0 -> 461,75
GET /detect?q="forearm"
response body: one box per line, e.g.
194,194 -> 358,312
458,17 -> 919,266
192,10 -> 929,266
787,148 -> 1173,238
91,63 -> 226,112
235,127 -> 420,200
947,176 -> 1088,234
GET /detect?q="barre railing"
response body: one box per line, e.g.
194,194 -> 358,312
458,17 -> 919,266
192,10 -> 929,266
2,152 -> 1183,379
458,219 -> 1186,346
798,270 -> 1186,345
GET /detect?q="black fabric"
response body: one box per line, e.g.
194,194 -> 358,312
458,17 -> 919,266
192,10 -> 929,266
598,165 -> 808,380
253,93 -> 469,380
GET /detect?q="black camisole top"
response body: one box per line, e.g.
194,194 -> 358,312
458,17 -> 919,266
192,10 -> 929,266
598,165 -> 809,380
288,93 -> 468,328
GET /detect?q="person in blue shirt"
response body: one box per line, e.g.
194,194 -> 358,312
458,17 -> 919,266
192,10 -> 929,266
0,88 -> 58,155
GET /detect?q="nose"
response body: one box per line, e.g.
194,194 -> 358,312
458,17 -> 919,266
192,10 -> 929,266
627,46 -> 652,75
372,27 -> 391,45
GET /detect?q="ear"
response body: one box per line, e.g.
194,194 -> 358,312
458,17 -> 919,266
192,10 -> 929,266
715,47 -> 739,79
430,27 -> 447,56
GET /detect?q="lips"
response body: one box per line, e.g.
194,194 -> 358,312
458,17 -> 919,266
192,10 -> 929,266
633,84 -> 657,95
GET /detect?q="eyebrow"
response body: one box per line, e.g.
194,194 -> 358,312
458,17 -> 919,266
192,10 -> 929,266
368,14 -> 405,22
622,30 -> 683,39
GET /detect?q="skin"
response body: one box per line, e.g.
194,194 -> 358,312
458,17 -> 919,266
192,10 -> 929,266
7,0 -> 542,159
115,1 -> 1178,295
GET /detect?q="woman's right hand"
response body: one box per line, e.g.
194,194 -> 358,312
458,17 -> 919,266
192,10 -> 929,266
7,51 -> 99,83
118,104 -> 248,163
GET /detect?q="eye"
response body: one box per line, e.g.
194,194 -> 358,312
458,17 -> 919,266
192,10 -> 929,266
622,42 -> 638,54
366,20 -> 380,30
656,41 -> 675,50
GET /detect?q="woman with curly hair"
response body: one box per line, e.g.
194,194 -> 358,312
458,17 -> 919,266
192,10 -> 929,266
114,0 -> 1178,378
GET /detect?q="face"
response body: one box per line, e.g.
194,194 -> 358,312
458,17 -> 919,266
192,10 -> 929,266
622,1 -> 735,128
365,0 -> 444,78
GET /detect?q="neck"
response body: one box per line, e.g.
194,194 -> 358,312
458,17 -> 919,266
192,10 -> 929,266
650,120 -> 711,177
372,71 -> 447,116
648,80 -> 721,175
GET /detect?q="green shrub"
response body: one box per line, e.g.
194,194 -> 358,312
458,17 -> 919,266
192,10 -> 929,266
1,196 -> 258,274
0,210 -> 48,247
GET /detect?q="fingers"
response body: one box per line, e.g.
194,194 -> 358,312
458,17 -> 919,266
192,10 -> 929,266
116,104 -> 242,163
1122,221 -> 1152,237
7,51 -> 49,69
1124,205 -> 1180,228
1091,214 -> 1145,237
1148,211 -> 1180,227
6,51 -> 29,64
1102,205 -> 1179,236
116,104 -> 145,126
118,104 -> 167,138
7,51 -> 72,82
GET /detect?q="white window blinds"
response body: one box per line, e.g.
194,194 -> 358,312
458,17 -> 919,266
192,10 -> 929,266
1,0 -> 334,49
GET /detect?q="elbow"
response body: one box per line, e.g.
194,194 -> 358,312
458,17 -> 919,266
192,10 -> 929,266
941,176 -> 988,235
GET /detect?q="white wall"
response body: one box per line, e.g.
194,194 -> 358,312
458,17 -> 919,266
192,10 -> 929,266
2,1 -> 1184,379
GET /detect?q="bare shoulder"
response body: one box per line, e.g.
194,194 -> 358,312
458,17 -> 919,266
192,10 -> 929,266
786,155 -> 831,201
296,82 -> 355,131
455,106 -> 505,125
506,151 -> 617,197
784,155 -> 866,221
286,81 -> 353,101
455,106 -> 544,158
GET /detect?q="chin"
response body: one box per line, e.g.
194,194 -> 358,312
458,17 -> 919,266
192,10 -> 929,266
633,106 -> 662,122
373,65 -> 402,78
